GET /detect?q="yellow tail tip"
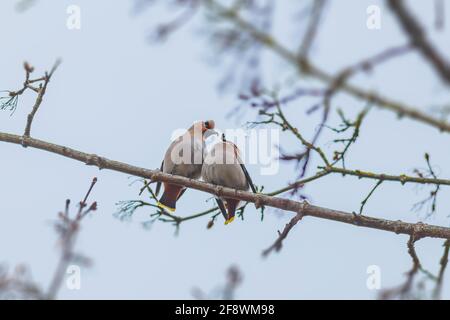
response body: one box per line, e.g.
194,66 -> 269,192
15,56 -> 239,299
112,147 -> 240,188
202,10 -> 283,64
157,202 -> 176,213
224,216 -> 235,225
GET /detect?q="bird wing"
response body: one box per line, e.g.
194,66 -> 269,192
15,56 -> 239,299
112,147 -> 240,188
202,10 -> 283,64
215,198 -> 228,220
240,163 -> 257,193
155,160 -> 164,197
177,188 -> 187,200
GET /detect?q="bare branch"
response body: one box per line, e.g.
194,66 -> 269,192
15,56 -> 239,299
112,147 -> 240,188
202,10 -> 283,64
262,212 -> 303,257
388,0 -> 450,85
1,132 -> 450,240
204,0 -> 450,132
46,177 -> 97,299
0,177 -> 97,300
359,180 -> 383,215
321,166 -> 450,187
275,102 -> 330,167
298,0 -> 327,58
434,0 -> 445,30
433,240 -> 450,299
380,235 -> 422,299
23,59 -> 61,138
192,265 -> 243,300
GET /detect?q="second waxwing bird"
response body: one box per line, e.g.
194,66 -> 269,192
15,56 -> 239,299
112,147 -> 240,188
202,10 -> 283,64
155,120 -> 216,213
202,134 -> 256,225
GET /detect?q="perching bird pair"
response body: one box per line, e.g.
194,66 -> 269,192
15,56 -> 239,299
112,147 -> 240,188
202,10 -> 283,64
155,120 -> 256,225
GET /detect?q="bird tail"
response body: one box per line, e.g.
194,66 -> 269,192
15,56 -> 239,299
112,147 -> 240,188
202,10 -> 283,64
224,199 -> 239,225
157,184 -> 182,213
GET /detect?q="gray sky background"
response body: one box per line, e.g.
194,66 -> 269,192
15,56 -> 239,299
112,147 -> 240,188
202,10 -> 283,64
1,0 -> 450,299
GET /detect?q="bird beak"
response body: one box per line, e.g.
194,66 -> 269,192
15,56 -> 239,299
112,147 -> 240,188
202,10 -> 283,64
204,129 -> 218,139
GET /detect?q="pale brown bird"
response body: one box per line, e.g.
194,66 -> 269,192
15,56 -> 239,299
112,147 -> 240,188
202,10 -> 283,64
156,120 -> 216,213
202,134 -> 256,225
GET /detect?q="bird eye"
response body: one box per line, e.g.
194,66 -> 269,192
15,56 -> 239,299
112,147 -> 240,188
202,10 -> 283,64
205,121 -> 210,128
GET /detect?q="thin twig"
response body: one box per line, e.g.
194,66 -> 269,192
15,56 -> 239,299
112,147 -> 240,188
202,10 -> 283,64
432,239 -> 450,299
380,235 -> 422,299
262,212 -> 303,257
47,177 -> 97,299
23,59 -> 61,138
359,180 -> 383,214
298,0 -> 327,58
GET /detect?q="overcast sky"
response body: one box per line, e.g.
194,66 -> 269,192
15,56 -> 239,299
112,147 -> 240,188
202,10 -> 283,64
1,0 -> 450,299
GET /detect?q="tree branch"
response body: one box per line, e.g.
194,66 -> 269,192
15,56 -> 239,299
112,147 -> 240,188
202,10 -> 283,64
321,166 -> 450,186
262,212 -> 303,257
359,180 -> 383,215
2,131 -> 450,240
388,0 -> 450,85
380,235 -> 422,299
433,239 -> 450,299
46,177 -> 97,299
204,0 -> 450,133
298,0 -> 327,58
0,177 -> 98,300
23,59 -> 61,138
